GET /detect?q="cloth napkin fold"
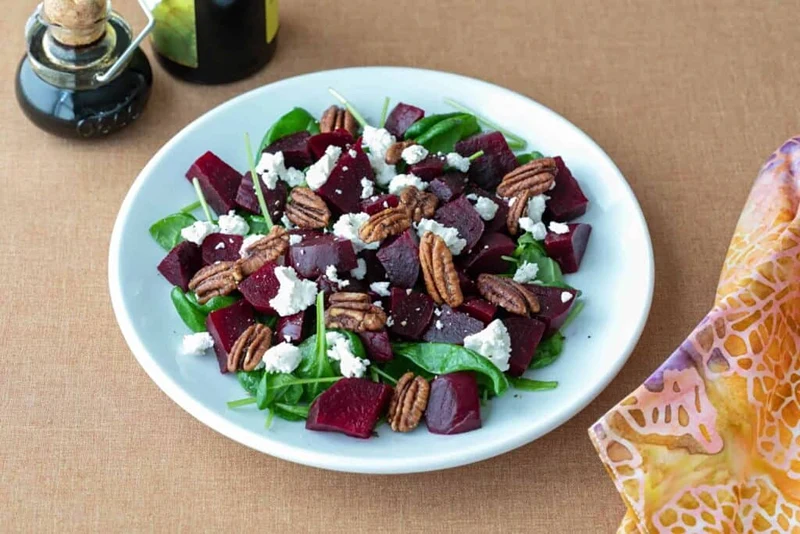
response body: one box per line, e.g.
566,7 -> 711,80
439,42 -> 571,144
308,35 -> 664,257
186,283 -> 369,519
590,137 -> 800,533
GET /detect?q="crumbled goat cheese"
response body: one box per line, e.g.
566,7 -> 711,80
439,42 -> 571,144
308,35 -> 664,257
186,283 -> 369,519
370,281 -> 391,297
325,265 -> 350,289
372,159 -> 397,186
239,233 -> 266,257
433,308 -> 442,316
508,196 -> 517,207
527,194 -> 549,224
362,125 -> 395,160
255,151 -> 305,189
280,214 -> 294,229
445,152 -> 470,172
388,174 -> 427,195
214,241 -> 226,250
283,167 -> 306,187
373,301 -> 383,308
401,144 -> 429,165
463,319 -> 512,372
549,221 -> 570,234
268,266 -> 318,316
519,218 -> 547,240
181,332 -> 214,356
350,258 -> 367,280
472,196 -> 499,221
262,342 -> 303,374
289,234 -> 302,246
332,212 -> 379,252
415,218 -> 467,255
466,193 -> 478,201
561,291 -> 574,303
305,145 -> 342,190
513,261 -> 539,283
218,211 -> 250,236
360,177 -> 375,199
181,221 -> 218,245
435,320 -> 444,330
386,316 -> 394,327
326,332 -> 369,378
405,288 -> 413,295
342,166 -> 349,172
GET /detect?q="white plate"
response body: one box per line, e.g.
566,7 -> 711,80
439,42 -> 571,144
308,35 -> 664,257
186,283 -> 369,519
109,67 -> 653,474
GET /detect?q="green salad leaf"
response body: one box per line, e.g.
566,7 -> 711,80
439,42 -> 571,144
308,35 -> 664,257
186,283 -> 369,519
295,292 -> 336,400
415,114 -> 479,154
529,332 -> 565,369
259,107 -> 320,153
185,292 -> 239,314
403,112 -> 463,140
512,232 -> 570,288
509,377 -> 558,391
237,369 -> 265,397
273,403 -> 310,421
516,151 -> 545,165
170,287 -> 207,332
149,212 -> 197,251
256,373 -> 304,410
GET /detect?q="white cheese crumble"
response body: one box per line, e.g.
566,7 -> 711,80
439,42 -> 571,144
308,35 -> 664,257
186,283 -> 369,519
181,332 -> 214,356
218,211 -> 250,236
255,151 -> 305,188
289,234 -> 302,245
348,149 -> 357,158
388,174 -> 428,195
325,332 -> 370,378
239,233 -> 265,257
513,261 -> 539,283
415,218 -> 467,255
386,316 -> 394,327
433,308 -> 442,316
373,161 -> 397,186
325,264 -> 350,289
472,196 -> 499,221
283,168 -> 306,187
520,218 -> 547,240
370,281 -> 391,297
435,320 -> 444,330
181,221 -> 219,245
262,342 -> 303,374
373,300 -> 383,308
527,194 -> 549,224
332,212 -> 379,252
401,144 -> 429,165
360,177 -> 374,199
214,242 -> 226,250
463,319 -> 512,372
508,196 -> 517,207
350,258 -> 367,280
561,291 -> 574,303
280,214 -> 294,229
445,152 -> 470,172
549,221 -> 570,234
305,145 -> 342,190
362,125 -> 398,186
268,266 -> 318,316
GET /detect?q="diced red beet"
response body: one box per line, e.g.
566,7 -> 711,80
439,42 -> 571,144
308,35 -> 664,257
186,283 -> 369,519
408,155 -> 446,181
316,145 -> 372,215
544,223 -> 592,274
358,329 -> 393,362
157,241 -> 202,291
545,157 -> 589,221
237,261 -> 280,314
376,229 -> 419,288
275,311 -> 308,344
503,317 -> 547,377
235,171 -> 288,219
200,234 -> 243,265
429,172 -> 467,203
434,196 -> 484,253
456,269 -> 478,296
306,378 -> 393,439
422,305 -> 484,344
459,232 -> 515,276
361,193 -> 399,215
384,102 -> 425,138
206,300 -> 255,373
426,372 -> 482,435
359,249 -> 387,284
455,132 -> 517,190
389,288 -> 434,340
288,234 -> 357,279
523,284 -> 578,334
466,186 -> 508,233
307,129 -> 355,160
264,131 -> 312,169
458,297 -> 496,324
185,151 -> 242,215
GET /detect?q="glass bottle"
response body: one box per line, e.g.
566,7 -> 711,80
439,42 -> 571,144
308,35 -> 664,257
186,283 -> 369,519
15,0 -> 154,139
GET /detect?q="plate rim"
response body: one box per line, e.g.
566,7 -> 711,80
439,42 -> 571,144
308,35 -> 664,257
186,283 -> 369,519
108,66 -> 655,474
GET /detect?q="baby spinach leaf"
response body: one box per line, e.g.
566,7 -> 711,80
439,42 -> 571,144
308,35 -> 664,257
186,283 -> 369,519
149,212 -> 197,251
244,214 -> 271,235
529,332 -> 565,369
273,402 -> 310,421
259,107 -> 319,153
512,232 -> 569,288
295,292 -> 336,400
509,377 -> 558,391
170,287 -> 207,332
237,369 -> 264,396
391,342 -> 509,396
185,292 -> 239,314
329,329 -> 368,359
415,114 -> 480,154
256,373 -> 304,410
403,112 -> 463,140
561,300 -> 585,330
516,151 -> 545,165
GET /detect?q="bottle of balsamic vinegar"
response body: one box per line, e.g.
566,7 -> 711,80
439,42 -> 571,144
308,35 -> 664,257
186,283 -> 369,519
151,0 -> 279,85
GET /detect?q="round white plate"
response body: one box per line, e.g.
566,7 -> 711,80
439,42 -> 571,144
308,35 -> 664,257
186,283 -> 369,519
109,67 -> 654,474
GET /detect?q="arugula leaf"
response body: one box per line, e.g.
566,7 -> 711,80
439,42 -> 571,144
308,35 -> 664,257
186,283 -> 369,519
258,107 -> 319,153
237,369 -> 264,396
516,151 -> 545,165
391,342 -> 509,396
149,212 -> 197,251
529,332 -> 565,369
170,287 -> 207,332
509,377 -> 558,391
295,292 -> 336,400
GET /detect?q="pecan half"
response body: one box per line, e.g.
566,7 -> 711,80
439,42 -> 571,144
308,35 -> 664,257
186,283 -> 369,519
188,261 -> 243,304
284,187 -> 331,229
228,324 -> 272,372
399,186 -> 438,223
325,292 -> 387,332
420,231 -> 463,308
496,157 -> 557,199
385,140 -> 416,165
320,105 -> 358,137
358,206 -> 411,243
476,274 -> 540,316
506,189 -> 532,236
388,372 -> 430,432
237,225 -> 289,276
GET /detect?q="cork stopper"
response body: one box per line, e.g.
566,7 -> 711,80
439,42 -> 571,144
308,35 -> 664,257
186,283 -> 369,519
42,0 -> 109,46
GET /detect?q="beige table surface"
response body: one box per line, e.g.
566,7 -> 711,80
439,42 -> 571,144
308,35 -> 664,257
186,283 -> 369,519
1,0 -> 796,532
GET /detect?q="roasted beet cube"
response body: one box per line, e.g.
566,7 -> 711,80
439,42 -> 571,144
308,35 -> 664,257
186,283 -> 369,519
543,223 -> 592,273
455,132 -> 517,190
307,129 -> 355,160
206,300 -> 255,373
456,269 -> 478,296
434,195 -> 484,253
459,232 -> 516,276
458,297 -> 496,324
384,102 -> 425,138
359,249 -> 387,284
389,287 -> 434,340
408,155 -> 446,181
201,234 -> 243,265
235,171 -> 288,218
361,193 -> 399,215
524,285 -> 578,334
467,186 -> 508,233
237,261 -> 281,314
288,234 -> 357,279
185,151 -> 242,215
358,329 -> 393,362
422,305 -> 484,344
504,317 -> 547,377
426,372 -> 482,435
545,157 -> 589,221
157,241 -> 202,291
376,229 -> 419,288
429,172 -> 467,203
275,311 -> 308,344
306,378 -> 393,439
316,145 -> 373,215
264,131 -> 312,169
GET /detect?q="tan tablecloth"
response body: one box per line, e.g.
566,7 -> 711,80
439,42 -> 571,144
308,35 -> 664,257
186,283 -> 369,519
1,1 -> 795,531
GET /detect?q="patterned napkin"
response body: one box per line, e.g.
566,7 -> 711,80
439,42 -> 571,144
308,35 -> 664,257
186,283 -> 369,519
589,137 -> 800,533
